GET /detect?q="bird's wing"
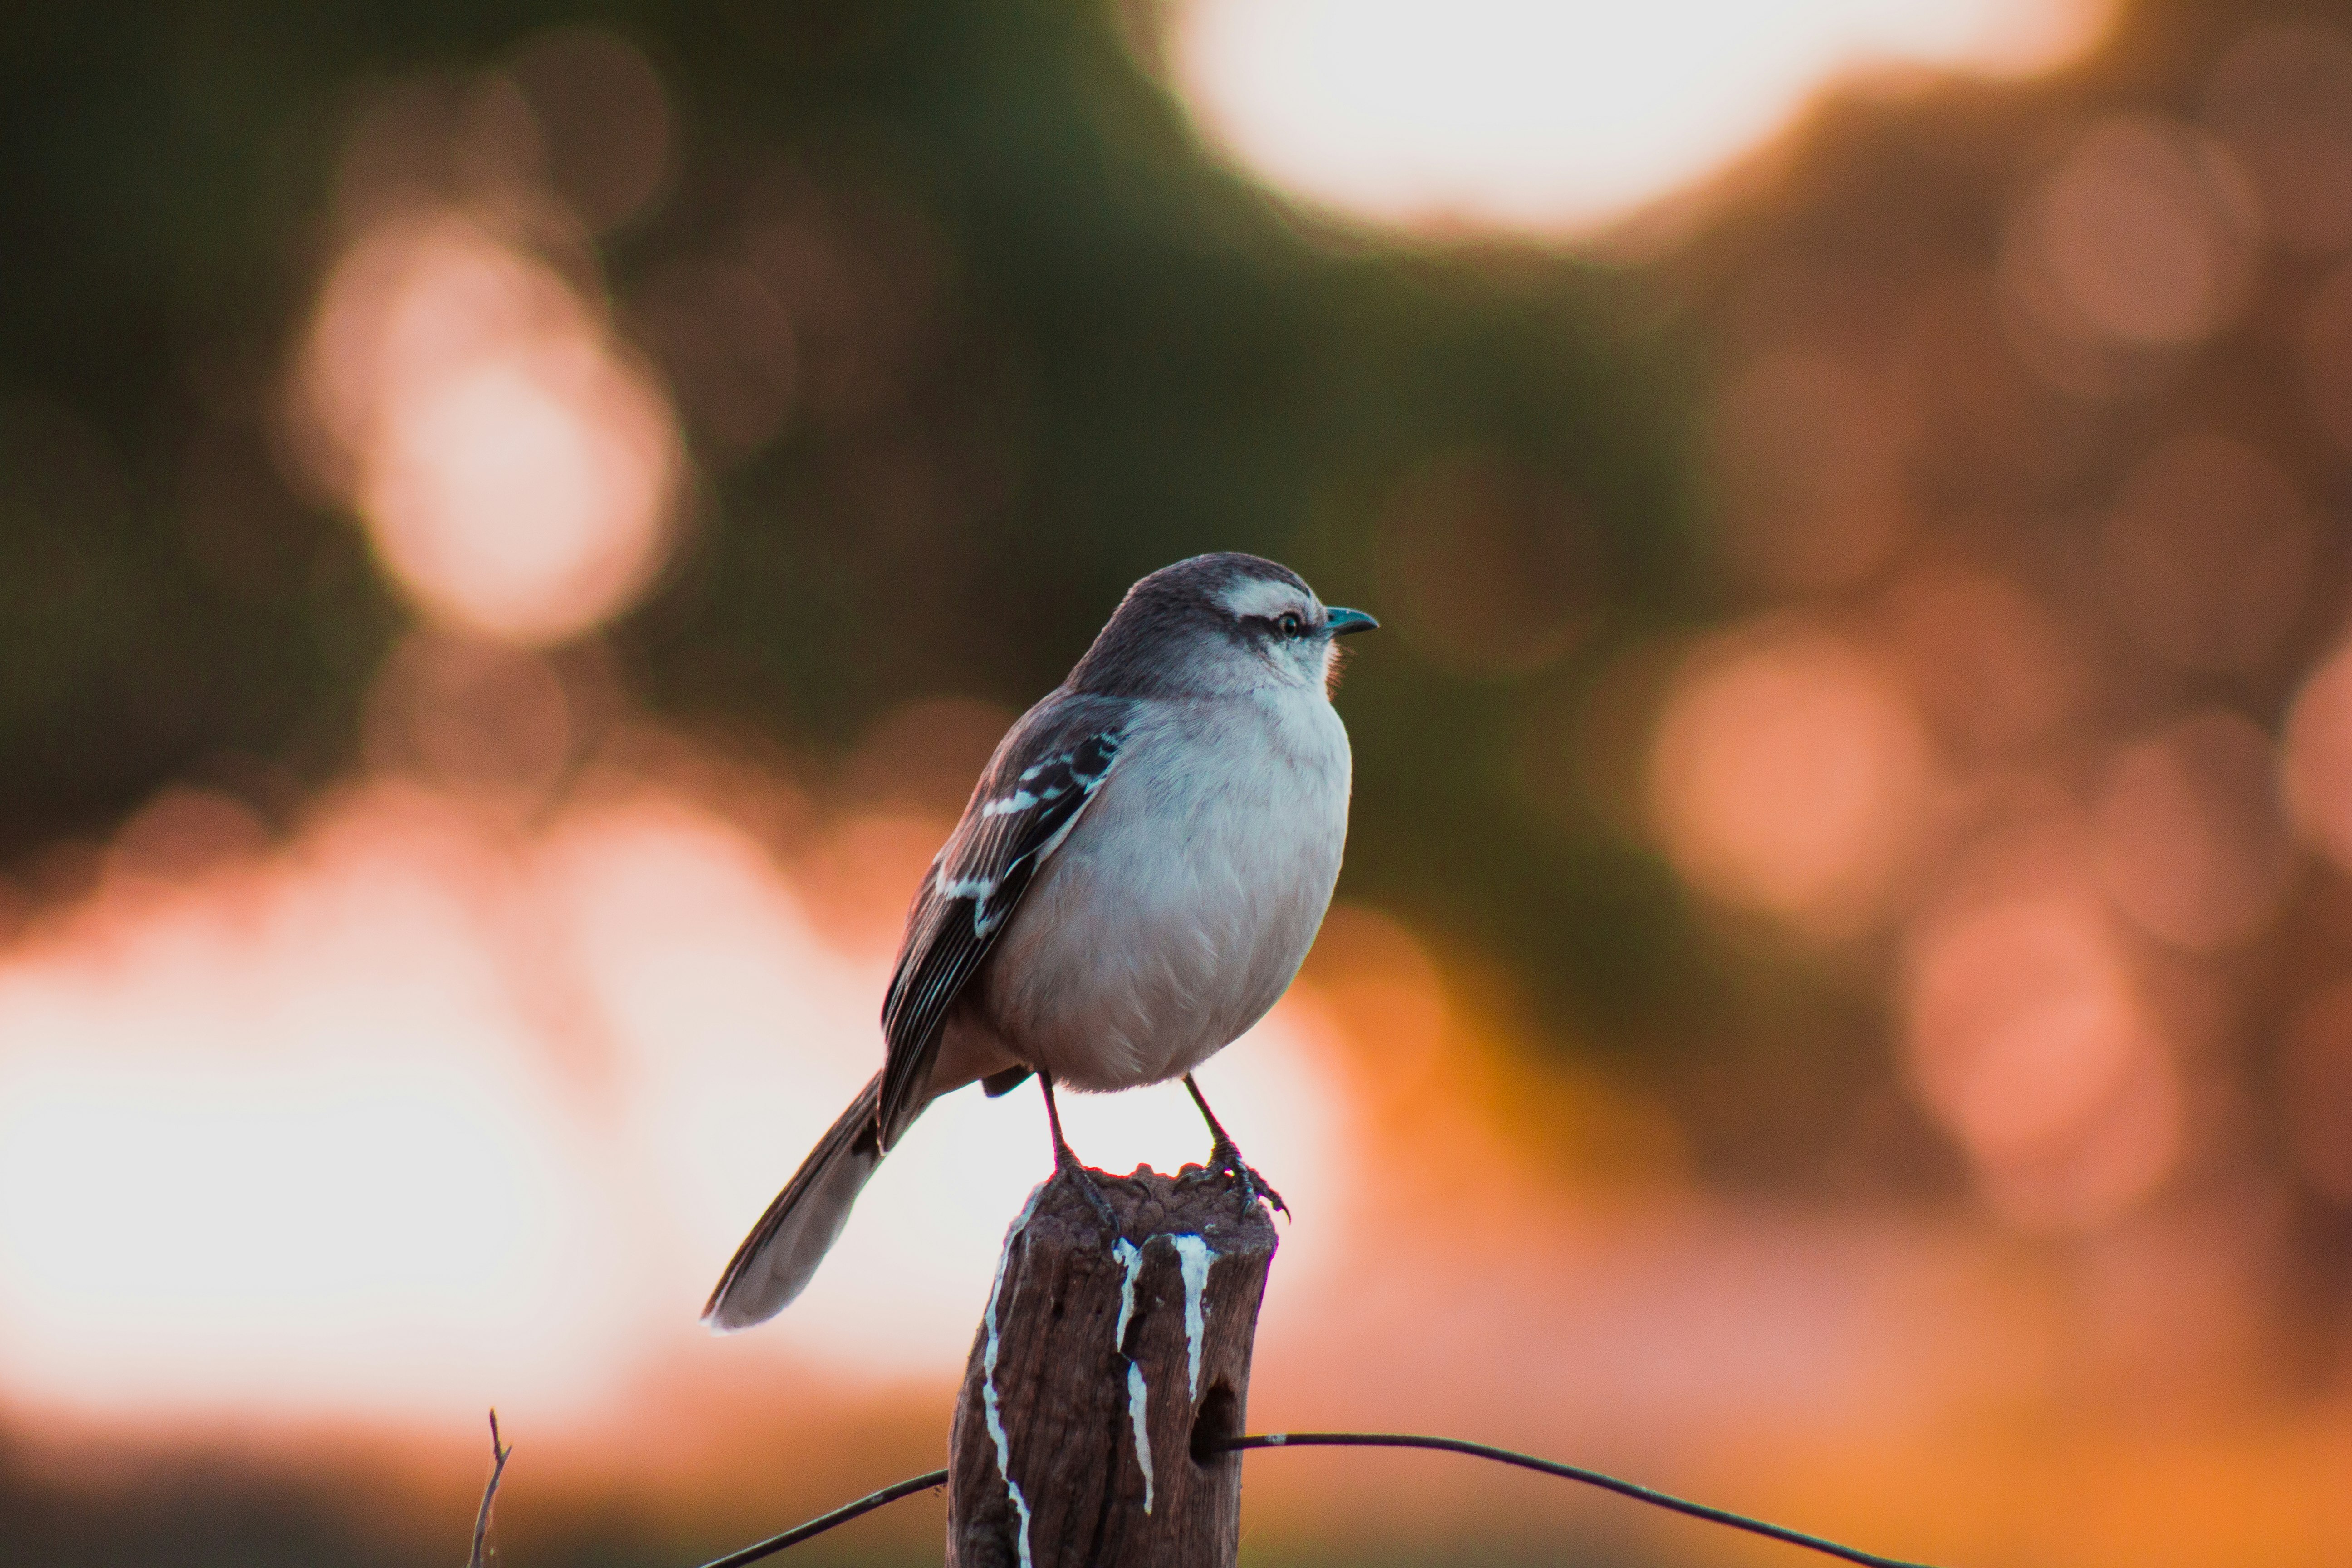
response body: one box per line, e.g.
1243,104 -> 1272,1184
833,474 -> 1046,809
874,692 -> 1132,1147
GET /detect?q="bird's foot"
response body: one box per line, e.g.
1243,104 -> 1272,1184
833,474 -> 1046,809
1053,1141 -> 1122,1232
1205,1135 -> 1288,1219
1039,1069 -> 1119,1233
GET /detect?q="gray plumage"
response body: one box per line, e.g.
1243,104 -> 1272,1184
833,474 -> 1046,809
703,552 -> 1373,1331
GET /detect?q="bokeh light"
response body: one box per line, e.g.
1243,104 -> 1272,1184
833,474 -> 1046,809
2092,709 -> 2294,952
1647,621 -> 1934,933
2283,639 -> 2352,875
1880,566 -> 2084,758
294,214 -> 683,644
1903,831 -> 2183,1230
2000,116 -> 2260,391
1167,0 -> 2117,235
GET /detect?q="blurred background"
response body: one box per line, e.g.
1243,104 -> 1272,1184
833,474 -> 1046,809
1,0 -> 2347,1563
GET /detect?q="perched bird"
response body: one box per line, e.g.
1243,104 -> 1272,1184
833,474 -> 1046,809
703,552 -> 1377,1330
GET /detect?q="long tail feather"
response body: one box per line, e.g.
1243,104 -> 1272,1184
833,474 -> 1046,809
702,1074 -> 887,1332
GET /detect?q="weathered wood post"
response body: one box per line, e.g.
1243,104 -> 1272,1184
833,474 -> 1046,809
946,1163 -> 1278,1568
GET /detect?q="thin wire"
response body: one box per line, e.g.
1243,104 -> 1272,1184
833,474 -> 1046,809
1215,1433 -> 1939,1568
691,1469 -> 948,1568
686,1431 -> 1942,1568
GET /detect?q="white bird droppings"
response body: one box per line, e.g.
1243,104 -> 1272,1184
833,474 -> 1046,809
1113,1238 -> 1143,1350
1172,1233 -> 1215,1400
982,1187 -> 1044,1568
1112,1237 -> 1152,1511
1125,1362 -> 1155,1514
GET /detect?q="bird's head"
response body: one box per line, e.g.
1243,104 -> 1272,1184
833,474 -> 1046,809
1070,552 -> 1378,699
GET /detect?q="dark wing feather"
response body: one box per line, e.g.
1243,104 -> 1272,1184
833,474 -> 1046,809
874,693 -> 1131,1146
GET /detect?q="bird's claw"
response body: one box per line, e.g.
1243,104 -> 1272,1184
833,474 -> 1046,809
1207,1137 -> 1288,1218
1054,1143 -> 1122,1231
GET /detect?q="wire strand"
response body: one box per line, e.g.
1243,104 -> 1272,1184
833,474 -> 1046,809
687,1431 -> 1943,1568
1214,1432 -> 1940,1568
692,1469 -> 947,1568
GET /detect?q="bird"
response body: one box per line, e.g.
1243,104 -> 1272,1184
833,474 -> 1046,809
702,552 -> 1377,1331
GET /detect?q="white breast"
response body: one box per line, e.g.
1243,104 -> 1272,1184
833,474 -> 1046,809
980,683 -> 1352,1092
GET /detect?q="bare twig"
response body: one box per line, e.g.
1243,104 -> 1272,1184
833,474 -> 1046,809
466,1410 -> 513,1568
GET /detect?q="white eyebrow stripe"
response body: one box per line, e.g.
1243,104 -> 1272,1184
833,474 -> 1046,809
1215,577 -> 1312,622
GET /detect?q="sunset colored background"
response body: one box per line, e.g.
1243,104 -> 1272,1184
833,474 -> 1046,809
2,1 -> 2347,1564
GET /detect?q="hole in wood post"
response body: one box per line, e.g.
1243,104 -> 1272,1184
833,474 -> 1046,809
1188,1382 -> 1240,1469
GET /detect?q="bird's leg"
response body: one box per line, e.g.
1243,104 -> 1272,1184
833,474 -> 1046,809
1038,1070 -> 1119,1230
1183,1073 -> 1288,1217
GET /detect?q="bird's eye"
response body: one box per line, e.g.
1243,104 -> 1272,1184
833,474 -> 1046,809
1278,612 -> 1303,638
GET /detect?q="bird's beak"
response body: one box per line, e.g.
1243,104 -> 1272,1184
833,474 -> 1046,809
1324,607 -> 1380,637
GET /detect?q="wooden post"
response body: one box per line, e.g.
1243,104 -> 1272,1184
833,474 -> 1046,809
946,1164 -> 1278,1568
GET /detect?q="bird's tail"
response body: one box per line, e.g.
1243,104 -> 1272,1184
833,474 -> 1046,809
702,1073 -> 887,1332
